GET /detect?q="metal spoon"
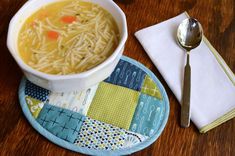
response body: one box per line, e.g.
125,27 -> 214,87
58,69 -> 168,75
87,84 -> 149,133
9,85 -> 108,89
177,18 -> 203,128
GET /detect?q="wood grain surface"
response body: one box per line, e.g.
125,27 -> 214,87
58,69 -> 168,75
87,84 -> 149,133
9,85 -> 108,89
0,0 -> 234,155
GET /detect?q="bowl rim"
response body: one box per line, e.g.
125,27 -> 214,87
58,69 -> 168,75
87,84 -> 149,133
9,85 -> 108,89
7,0 -> 128,80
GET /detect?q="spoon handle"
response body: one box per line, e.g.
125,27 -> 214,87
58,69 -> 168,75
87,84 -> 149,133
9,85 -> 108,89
181,53 -> 191,128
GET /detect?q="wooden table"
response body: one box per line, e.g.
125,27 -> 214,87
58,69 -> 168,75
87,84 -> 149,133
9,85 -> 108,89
0,0 -> 234,155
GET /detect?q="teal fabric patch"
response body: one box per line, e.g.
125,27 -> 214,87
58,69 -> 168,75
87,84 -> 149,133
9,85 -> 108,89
129,94 -> 165,137
36,104 -> 85,143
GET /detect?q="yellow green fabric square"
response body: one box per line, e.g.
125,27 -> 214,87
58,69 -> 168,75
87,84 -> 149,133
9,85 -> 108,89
25,96 -> 44,118
141,75 -> 162,100
87,82 -> 139,130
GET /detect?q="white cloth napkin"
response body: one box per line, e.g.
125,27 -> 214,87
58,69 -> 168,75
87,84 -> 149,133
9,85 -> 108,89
135,12 -> 235,132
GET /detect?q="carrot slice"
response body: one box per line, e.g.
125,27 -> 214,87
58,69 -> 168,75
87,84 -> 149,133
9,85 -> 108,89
61,16 -> 77,23
47,31 -> 59,40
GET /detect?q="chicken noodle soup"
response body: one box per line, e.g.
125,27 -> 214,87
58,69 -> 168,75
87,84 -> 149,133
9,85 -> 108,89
18,0 -> 120,75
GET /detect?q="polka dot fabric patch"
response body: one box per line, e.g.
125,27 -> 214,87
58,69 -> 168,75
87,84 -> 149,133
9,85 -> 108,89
19,56 -> 169,155
74,118 -> 126,150
25,80 -> 50,102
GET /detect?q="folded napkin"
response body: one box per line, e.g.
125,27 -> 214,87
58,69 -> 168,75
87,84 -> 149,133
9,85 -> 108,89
135,12 -> 235,133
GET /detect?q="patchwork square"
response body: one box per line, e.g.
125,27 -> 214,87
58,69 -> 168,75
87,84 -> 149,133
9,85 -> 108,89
105,59 -> 146,91
123,131 -> 149,148
74,118 -> 127,150
36,104 -> 85,143
25,80 -> 50,102
129,93 -> 165,137
87,82 -> 139,129
25,96 -> 44,118
141,75 -> 162,100
48,84 -> 99,115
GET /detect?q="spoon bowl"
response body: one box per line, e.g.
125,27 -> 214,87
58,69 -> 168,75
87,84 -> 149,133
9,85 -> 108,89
177,18 -> 203,51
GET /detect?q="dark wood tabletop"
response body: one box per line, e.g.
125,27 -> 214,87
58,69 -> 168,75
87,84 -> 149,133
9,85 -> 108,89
0,0 -> 234,155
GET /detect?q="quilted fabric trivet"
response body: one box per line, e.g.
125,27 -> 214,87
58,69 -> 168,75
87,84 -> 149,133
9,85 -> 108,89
19,56 -> 169,155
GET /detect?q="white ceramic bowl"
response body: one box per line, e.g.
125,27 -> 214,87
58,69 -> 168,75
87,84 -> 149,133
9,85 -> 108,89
7,0 -> 127,92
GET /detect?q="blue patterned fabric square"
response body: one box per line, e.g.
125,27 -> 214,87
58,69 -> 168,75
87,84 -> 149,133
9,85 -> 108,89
36,104 -> 85,143
25,80 -> 50,102
129,93 -> 165,137
104,59 -> 146,91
